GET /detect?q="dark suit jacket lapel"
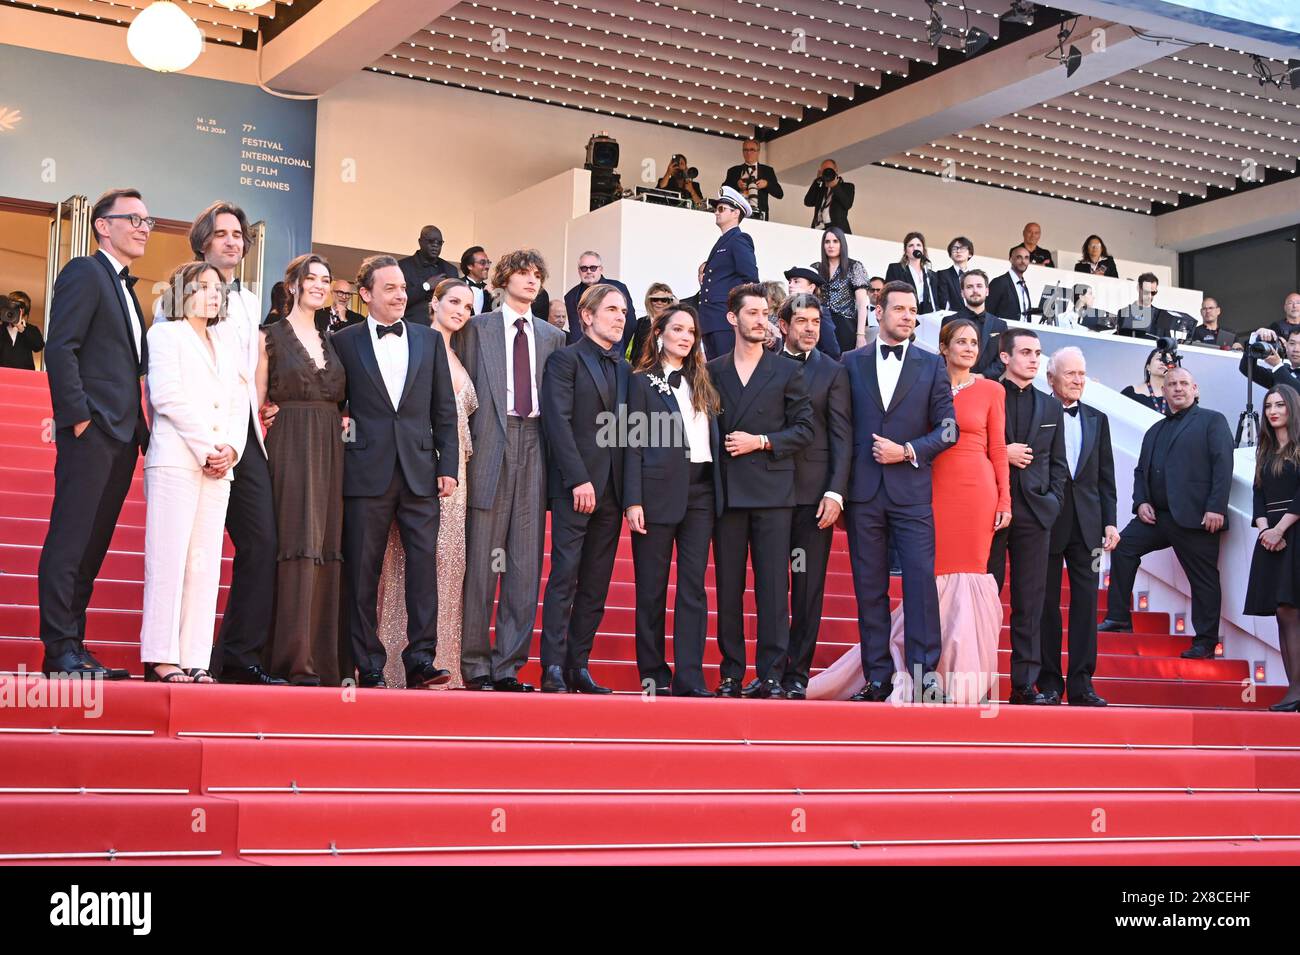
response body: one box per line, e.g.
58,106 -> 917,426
1078,403 -> 1098,478
731,350 -> 776,426
885,346 -> 923,415
1027,386 -> 1046,436
397,323 -> 424,410
715,353 -> 741,423
857,347 -> 885,413
1164,406 -> 1198,451
577,345 -> 611,411
93,250 -> 140,366
356,326 -> 395,413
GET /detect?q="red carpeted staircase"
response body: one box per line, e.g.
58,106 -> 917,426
2,366 -> 1298,865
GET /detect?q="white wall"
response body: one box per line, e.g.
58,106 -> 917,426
765,161 -> 1178,275
311,70 -> 740,262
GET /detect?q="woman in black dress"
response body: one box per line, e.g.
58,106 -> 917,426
1120,347 -> 1170,414
1075,235 -> 1119,278
1244,384 -> 1300,711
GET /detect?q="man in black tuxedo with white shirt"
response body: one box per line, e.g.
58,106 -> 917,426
460,246 -> 494,315
709,284 -> 814,699
988,328 -> 1068,705
1042,347 -> 1119,706
942,269 -> 1007,379
539,284 -> 630,694
723,138 -> 784,219
934,236 -> 974,313
333,255 -> 460,689
777,294 -> 851,699
987,245 -> 1035,324
38,189 -> 152,679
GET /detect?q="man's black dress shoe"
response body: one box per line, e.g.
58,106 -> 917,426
464,675 -> 495,690
715,677 -> 743,698
917,672 -> 947,704
784,681 -> 807,700
649,684 -> 672,698
849,681 -> 892,702
81,651 -> 131,681
1040,689 -> 1062,705
1008,685 -> 1050,705
1269,698 -> 1300,712
675,688 -> 716,698
222,664 -> 289,686
1096,618 -> 1131,633
42,650 -> 125,680
740,678 -> 765,698
356,670 -> 386,689
1068,689 -> 1108,706
407,662 -> 452,688
541,665 -> 569,693
745,679 -> 785,699
492,677 -> 535,692
1181,641 -> 1216,660
566,668 -> 612,694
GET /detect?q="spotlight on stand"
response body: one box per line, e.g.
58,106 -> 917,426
584,132 -> 623,212
1064,44 -> 1083,77
964,27 -> 993,56
1003,0 -> 1035,27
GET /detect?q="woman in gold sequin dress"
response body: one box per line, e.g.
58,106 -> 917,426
377,279 -> 477,687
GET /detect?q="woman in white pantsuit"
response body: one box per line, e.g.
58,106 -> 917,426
140,262 -> 247,683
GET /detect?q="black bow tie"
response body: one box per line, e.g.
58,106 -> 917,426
597,345 -> 620,363
667,369 -> 683,389
118,266 -> 138,290
880,343 -> 903,361
376,322 -> 404,339
468,280 -> 485,289
1063,405 -> 1079,417
782,350 -> 807,363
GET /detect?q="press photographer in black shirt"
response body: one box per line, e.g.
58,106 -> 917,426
0,290 -> 45,370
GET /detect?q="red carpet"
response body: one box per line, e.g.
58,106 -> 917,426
1,367 -> 1297,864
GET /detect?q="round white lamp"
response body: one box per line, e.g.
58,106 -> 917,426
127,1 -> 204,73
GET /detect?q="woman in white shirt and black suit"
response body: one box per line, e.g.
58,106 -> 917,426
140,261 -> 247,683
624,304 -> 724,698
884,232 -> 938,314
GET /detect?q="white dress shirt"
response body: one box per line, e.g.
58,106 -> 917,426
1015,275 -> 1032,321
875,339 -> 919,468
502,302 -> 540,417
665,365 -> 712,464
471,283 -> 489,315
100,248 -> 143,358
368,316 -> 409,409
1062,400 -> 1082,477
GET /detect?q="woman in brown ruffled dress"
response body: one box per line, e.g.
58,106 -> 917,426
377,278 -> 477,687
257,253 -> 347,686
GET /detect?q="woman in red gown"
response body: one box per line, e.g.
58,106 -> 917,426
811,318 -> 1010,703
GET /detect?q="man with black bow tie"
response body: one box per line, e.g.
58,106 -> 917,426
1042,348 -> 1119,706
539,284 -> 631,694
989,329 -> 1068,705
39,188 -> 152,679
840,281 -> 957,703
460,245 -> 494,315
723,138 -> 784,219
777,294 -> 851,699
333,255 -> 460,689
709,284 -> 814,699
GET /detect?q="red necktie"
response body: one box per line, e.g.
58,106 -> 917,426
513,318 -> 532,417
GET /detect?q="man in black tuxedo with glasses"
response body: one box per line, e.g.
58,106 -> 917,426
39,188 -> 153,679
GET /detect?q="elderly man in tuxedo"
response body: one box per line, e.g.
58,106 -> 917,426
1042,347 -> 1119,706
333,255 -> 460,689
539,284 -> 630,694
842,280 -> 958,702
38,188 -> 153,679
1099,366 -> 1234,660
708,283 -> 814,699
459,250 -> 567,691
698,187 -> 759,360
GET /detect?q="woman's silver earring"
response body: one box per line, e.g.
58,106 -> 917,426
656,337 -> 665,353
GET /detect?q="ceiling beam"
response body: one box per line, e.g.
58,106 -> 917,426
1055,0 -> 1300,62
765,16 -> 1191,185
260,0 -> 459,95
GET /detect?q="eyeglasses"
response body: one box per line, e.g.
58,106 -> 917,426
101,213 -> 156,231
577,265 -> 601,272
473,259 -> 490,267
649,297 -> 674,305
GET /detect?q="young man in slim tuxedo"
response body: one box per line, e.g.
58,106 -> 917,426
177,201 -> 286,686
459,250 -> 567,691
989,329 -> 1069,704
538,285 -> 630,693
38,188 -> 153,679
1042,348 -> 1119,706
708,284 -> 814,699
333,256 -> 460,689
777,294 -> 852,699
842,281 -> 957,702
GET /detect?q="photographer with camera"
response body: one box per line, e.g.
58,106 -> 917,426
723,139 -> 783,219
803,159 -> 855,234
1240,323 -> 1300,392
657,153 -> 705,207
0,290 -> 44,370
